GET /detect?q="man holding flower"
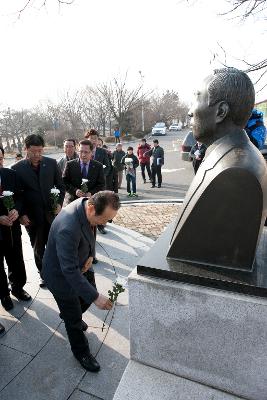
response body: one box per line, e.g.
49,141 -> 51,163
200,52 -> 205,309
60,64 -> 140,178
42,191 -> 120,372
0,146 -> 31,313
11,134 -> 65,287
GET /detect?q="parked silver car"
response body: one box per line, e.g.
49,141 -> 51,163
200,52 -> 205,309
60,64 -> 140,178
152,122 -> 167,136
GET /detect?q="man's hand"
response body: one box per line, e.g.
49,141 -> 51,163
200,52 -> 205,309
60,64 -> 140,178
94,294 -> 113,310
76,189 -> 86,198
85,192 -> 91,198
19,215 -> 31,226
8,209 -> 19,222
55,204 -> 62,215
0,215 -> 13,226
81,256 -> 93,273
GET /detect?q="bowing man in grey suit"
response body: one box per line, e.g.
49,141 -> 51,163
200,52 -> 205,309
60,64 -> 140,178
11,134 -> 65,287
42,191 -> 120,372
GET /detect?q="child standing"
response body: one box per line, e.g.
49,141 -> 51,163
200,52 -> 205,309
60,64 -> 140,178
121,146 -> 139,197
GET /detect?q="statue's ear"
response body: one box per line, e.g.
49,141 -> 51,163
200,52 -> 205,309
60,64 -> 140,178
216,101 -> 229,123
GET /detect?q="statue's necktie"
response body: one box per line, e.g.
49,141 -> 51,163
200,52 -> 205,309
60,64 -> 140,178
81,163 -> 87,178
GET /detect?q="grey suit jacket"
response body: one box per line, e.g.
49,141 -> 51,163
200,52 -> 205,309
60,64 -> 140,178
168,130 -> 267,270
42,198 -> 98,304
11,156 -> 65,225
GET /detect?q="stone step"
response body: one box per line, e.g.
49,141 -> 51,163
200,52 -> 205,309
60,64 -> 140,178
113,360 -> 242,400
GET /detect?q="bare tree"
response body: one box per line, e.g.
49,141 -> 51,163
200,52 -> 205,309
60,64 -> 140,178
97,73 -> 144,134
15,0 -> 75,19
148,90 -> 189,126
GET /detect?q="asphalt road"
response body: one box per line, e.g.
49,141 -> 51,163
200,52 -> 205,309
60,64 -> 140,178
117,129 -> 194,201
4,130 -> 194,201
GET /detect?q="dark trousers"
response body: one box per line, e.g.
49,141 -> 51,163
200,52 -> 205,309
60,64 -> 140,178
115,137 -> 120,143
0,229 -> 27,298
126,174 -> 136,194
26,220 -> 51,272
151,164 -> 162,186
53,271 -> 96,357
140,162 -> 151,181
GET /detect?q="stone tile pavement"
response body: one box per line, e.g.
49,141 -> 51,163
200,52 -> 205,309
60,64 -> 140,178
113,203 -> 182,240
0,223 -> 155,400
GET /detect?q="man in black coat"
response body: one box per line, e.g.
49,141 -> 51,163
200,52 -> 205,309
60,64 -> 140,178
63,139 -> 105,264
0,147 -> 31,313
11,134 -> 65,287
63,139 -> 105,205
84,129 -> 111,234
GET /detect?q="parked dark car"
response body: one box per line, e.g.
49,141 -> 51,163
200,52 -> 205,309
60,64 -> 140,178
181,130 -> 267,162
181,130 -> 196,161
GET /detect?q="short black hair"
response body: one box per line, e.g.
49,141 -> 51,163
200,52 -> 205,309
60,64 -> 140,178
0,146 -> 4,156
64,138 -> 76,146
88,191 -> 121,216
141,138 -> 146,142
84,129 -> 99,138
153,139 -> 159,144
25,134 -> 45,148
79,139 -> 94,151
16,153 -> 23,158
127,146 -> 133,151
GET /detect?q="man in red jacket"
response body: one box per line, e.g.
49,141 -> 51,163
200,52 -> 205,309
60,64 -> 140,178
137,138 -> 152,183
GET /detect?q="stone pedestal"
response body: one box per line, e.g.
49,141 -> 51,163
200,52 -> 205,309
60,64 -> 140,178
127,269 -> 267,400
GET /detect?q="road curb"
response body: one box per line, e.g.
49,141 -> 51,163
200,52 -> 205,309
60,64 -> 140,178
120,198 -> 184,206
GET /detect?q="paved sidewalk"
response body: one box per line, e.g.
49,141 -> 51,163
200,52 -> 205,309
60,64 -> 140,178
0,224 -> 154,400
114,203 -> 182,240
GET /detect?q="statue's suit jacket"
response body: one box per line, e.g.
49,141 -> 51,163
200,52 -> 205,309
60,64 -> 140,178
11,157 -> 65,225
168,130 -> 267,271
42,198 -> 98,304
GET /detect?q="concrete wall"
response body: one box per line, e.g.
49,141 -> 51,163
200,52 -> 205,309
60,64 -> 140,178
128,269 -> 267,400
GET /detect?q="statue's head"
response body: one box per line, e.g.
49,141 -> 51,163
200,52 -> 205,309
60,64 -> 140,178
189,67 -> 255,143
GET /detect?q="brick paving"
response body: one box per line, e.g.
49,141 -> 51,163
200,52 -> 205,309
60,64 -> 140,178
113,203 -> 182,240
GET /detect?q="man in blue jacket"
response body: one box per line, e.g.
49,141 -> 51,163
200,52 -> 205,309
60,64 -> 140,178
42,191 -> 120,372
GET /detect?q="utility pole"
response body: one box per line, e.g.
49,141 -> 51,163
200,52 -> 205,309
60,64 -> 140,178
138,70 -> 145,132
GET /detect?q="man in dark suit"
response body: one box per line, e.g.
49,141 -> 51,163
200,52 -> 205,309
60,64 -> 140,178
42,191 -> 120,371
63,139 -> 105,204
0,147 -> 31,312
11,134 -> 65,287
57,138 -> 78,175
84,129 -> 111,234
63,139 -> 105,264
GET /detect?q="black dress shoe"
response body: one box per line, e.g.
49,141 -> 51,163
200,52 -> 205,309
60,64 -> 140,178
1,296 -> 14,311
11,289 -> 32,302
151,185 -> 155,188
98,226 -> 107,234
81,320 -> 88,331
0,322 -> 5,334
39,277 -> 46,288
75,352 -> 100,372
92,257 -> 98,264
157,184 -> 161,188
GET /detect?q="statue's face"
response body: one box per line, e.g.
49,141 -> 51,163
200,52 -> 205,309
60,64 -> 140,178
190,75 -> 217,142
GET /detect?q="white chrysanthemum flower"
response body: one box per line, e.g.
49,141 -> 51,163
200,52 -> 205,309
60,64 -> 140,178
50,187 -> 60,195
2,191 -> 14,197
82,179 -> 88,184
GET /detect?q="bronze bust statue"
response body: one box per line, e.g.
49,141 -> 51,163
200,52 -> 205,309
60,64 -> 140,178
168,68 -> 267,271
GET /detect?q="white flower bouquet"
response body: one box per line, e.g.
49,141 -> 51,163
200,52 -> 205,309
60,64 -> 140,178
81,178 -> 88,194
2,191 -> 15,246
50,187 -> 60,215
